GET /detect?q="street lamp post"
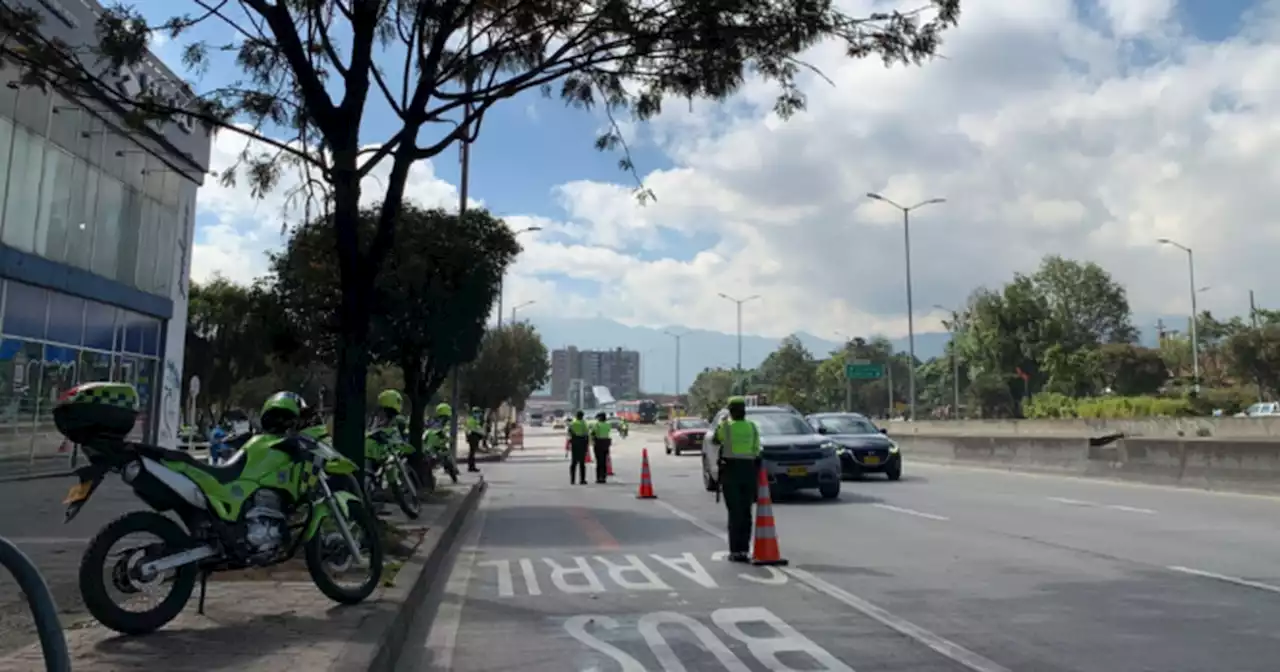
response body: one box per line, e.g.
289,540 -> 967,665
664,330 -> 688,403
1157,238 -> 1200,391
866,193 -> 946,421
511,300 -> 535,323
934,304 -> 962,418
496,226 -> 543,328
717,293 -> 760,392
834,330 -> 854,412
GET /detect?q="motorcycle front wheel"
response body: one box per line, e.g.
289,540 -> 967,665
390,460 -> 422,519
79,511 -> 198,635
305,496 -> 383,604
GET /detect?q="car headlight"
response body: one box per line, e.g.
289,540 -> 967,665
888,441 -> 899,453
820,441 -> 839,456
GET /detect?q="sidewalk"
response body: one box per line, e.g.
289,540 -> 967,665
0,478 -> 484,672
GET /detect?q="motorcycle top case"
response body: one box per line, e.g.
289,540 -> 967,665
54,382 -> 140,444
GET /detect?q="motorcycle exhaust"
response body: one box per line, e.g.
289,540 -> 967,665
137,545 -> 218,579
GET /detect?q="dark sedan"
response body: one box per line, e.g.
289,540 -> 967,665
806,412 -> 902,481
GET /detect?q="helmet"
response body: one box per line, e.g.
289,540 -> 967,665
596,412 -> 607,421
471,406 -> 482,415
261,391 -> 307,433
727,396 -> 746,407
377,389 -> 404,414
435,402 -> 453,418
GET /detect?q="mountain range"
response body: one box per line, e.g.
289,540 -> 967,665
521,314 -> 1184,394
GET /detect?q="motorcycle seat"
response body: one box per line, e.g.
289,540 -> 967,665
135,443 -> 248,484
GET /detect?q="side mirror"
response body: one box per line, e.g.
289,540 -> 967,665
816,426 -> 829,434
879,427 -> 888,435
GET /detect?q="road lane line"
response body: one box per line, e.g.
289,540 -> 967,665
1046,496 -> 1095,507
423,504 -> 489,671
1106,504 -> 1156,515
6,537 -> 89,545
1168,566 -> 1280,595
568,506 -> 621,549
655,500 -> 1013,672
871,503 -> 950,521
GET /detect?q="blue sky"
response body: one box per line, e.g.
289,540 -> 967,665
134,0 -> 1280,363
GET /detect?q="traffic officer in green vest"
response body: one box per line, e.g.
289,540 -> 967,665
566,410 -> 591,484
590,412 -> 613,483
711,396 -> 762,563
463,407 -> 484,473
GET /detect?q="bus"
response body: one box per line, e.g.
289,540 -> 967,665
616,399 -> 659,424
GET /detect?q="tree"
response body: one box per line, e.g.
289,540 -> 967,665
2,0 -> 961,463
758,335 -> 818,413
271,205 -> 520,450
1096,344 -> 1167,396
687,368 -> 737,420
184,276 -> 284,420
1225,326 -> 1280,398
1030,255 -> 1137,348
460,323 -> 551,413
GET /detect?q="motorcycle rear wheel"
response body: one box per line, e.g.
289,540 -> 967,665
79,511 -> 198,635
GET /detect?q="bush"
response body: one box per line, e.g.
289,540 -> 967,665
1022,392 -> 1078,418
1022,393 -> 1194,419
1184,386 -> 1259,416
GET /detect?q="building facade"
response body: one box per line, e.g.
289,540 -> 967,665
0,0 -> 212,475
550,347 -> 641,400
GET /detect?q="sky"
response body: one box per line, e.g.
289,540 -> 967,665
139,0 -> 1275,345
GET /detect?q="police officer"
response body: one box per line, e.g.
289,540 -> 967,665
566,410 -> 590,485
464,407 -> 484,473
590,412 -> 613,483
711,396 -> 762,563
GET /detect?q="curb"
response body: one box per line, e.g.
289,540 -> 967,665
335,478 -> 488,672
0,469 -> 74,483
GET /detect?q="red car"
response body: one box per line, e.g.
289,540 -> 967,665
664,417 -> 710,456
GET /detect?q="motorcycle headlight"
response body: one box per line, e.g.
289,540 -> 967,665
122,460 -> 142,484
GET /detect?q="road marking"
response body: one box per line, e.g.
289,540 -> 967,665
655,499 -> 1012,672
1106,504 -> 1156,515
1168,566 -> 1280,595
422,504 -> 488,670
1046,496 -> 1094,506
1046,497 -> 1157,514
569,506 -> 621,549
6,537 -> 90,545
872,503 -> 950,521
477,553 -> 737,596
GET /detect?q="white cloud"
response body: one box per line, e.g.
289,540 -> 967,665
192,0 -> 1280,343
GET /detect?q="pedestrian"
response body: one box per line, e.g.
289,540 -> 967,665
567,411 -> 590,485
590,412 -> 613,483
711,396 -> 762,563
464,407 -> 484,473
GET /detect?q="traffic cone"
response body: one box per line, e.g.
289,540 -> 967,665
607,454 -> 615,477
750,466 -> 788,566
636,449 -> 656,499
585,445 -> 593,464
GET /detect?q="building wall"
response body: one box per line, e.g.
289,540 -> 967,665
550,347 -> 642,400
0,1 -> 211,470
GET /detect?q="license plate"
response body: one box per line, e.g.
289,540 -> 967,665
63,481 -> 93,505
787,466 -> 807,477
862,455 -> 880,465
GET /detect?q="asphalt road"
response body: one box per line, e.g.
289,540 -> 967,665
406,424 -> 1280,672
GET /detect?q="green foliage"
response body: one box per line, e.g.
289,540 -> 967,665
460,323 -> 552,412
757,335 -> 820,413
1022,393 -> 1191,419
184,276 -> 291,417
687,368 -> 737,420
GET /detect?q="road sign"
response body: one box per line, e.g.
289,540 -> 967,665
845,362 -> 883,380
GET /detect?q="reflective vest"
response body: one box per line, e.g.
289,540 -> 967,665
715,419 -> 760,459
568,419 -> 589,437
465,416 -> 482,436
592,421 -> 611,439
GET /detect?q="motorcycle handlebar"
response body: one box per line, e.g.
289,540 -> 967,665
0,536 -> 70,672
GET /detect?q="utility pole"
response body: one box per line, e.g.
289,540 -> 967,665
664,330 -> 687,404
717,293 -> 760,392
449,17 -> 474,460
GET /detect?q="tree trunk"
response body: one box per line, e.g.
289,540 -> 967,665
404,358 -> 425,454
330,163 -> 373,467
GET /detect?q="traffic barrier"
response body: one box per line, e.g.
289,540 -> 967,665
750,465 -> 788,566
636,449 -> 656,499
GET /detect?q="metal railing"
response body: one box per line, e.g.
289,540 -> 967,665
0,537 -> 71,671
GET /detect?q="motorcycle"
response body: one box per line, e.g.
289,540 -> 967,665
56,382 -> 382,635
422,428 -> 460,484
364,427 -> 424,519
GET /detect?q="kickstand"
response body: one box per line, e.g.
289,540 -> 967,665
197,571 -> 209,615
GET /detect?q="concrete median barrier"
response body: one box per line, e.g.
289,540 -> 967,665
895,433 -> 1280,494
887,416 -> 1280,440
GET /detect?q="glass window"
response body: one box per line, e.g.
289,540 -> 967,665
45,292 -> 84,345
2,281 -> 48,339
122,313 -> 158,355
0,339 -> 41,459
134,198 -> 157,290
33,344 -> 78,459
141,318 -> 160,356
135,357 -> 155,442
83,301 -> 115,351
115,187 -> 142,286
143,156 -> 166,202
65,162 -> 96,270
816,415 -> 880,435
78,349 -> 111,384
91,174 -> 123,278
0,64 -> 18,119
123,146 -> 145,191
0,118 -> 12,240
35,145 -> 74,261
112,354 -> 149,441
48,95 -> 80,150
153,203 -> 174,295
750,412 -> 818,436
13,84 -> 49,131
2,127 -> 44,252
84,117 -> 105,166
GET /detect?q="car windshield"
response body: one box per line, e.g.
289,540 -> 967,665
749,412 -> 816,436
815,416 -> 879,434
675,418 -> 708,430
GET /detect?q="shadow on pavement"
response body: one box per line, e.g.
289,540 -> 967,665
843,474 -> 930,485
778,490 -> 884,506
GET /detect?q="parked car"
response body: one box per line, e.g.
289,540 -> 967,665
665,416 -> 710,455
701,405 -> 842,499
806,412 -> 901,480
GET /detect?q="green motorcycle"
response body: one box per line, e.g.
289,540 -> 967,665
365,426 -> 425,519
56,383 -> 382,635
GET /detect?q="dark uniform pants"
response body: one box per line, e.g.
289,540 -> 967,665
569,437 -> 590,483
721,459 -> 759,555
466,433 -> 482,470
593,438 -> 612,482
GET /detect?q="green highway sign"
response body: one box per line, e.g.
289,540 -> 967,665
845,360 -> 884,380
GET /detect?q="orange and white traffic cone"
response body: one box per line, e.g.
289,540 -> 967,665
607,454 -> 615,477
750,465 -> 788,566
585,445 -> 593,464
636,449 -> 656,499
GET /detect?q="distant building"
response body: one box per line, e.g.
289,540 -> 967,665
550,347 -> 640,400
